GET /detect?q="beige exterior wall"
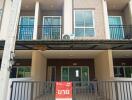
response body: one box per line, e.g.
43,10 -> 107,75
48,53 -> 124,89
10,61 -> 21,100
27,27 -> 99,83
20,10 -> 34,16
74,0 -> 107,39
31,51 -> 47,81
108,2 -> 132,25
108,8 -> 132,25
95,50 -> 114,80
124,3 -> 132,25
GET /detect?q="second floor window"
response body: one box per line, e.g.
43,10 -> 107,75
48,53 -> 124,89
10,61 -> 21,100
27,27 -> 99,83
74,10 -> 95,37
18,16 -> 34,40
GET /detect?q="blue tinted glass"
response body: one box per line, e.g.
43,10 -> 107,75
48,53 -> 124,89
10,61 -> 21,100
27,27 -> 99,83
75,11 -> 84,27
44,17 -> 52,25
84,11 -> 93,27
85,28 -> 95,37
42,17 -> 61,39
109,16 -> 124,40
75,28 -> 84,37
52,17 -> 61,25
109,16 -> 122,25
18,16 -> 34,40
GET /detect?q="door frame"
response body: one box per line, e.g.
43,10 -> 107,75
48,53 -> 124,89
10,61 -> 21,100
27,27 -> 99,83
61,66 -> 89,82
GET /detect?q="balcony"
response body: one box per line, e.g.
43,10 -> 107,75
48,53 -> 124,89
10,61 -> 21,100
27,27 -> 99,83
17,25 -> 132,41
17,25 -> 62,40
109,25 -> 132,40
38,25 -> 62,40
17,25 -> 34,40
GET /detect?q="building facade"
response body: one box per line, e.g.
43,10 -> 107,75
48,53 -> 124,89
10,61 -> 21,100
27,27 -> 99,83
0,0 -> 132,100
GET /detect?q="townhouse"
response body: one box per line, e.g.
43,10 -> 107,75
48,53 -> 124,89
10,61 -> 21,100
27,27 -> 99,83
0,0 -> 132,100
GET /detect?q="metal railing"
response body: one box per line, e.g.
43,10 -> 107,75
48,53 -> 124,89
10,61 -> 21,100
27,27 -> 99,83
109,25 -> 132,40
10,81 -> 132,100
17,25 -> 132,40
38,25 -> 62,40
17,25 -> 34,40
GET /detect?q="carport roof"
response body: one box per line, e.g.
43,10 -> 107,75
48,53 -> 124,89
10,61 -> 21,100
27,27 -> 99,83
1,40 -> 132,50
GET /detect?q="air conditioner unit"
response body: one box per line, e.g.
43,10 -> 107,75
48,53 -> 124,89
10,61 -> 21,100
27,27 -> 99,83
62,34 -> 75,40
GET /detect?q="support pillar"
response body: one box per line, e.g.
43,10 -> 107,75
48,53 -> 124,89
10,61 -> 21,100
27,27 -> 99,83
31,51 -> 47,81
33,1 -> 39,40
102,0 -> 110,39
95,50 -> 114,80
63,0 -> 73,35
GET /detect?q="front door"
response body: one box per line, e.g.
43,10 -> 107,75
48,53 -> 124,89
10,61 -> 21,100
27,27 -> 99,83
69,67 -> 81,81
61,66 -> 89,82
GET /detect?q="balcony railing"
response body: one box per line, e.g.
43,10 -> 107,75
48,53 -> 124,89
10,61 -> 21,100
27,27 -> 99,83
109,25 -> 132,40
38,25 -> 62,40
10,81 -> 132,100
17,25 -> 34,40
17,25 -> 132,40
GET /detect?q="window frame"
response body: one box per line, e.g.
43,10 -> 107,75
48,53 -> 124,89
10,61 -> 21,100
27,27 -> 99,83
114,66 -> 132,78
16,66 -> 31,78
74,10 -> 96,37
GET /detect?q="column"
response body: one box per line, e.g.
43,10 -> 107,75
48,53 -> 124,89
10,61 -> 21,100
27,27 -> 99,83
0,0 -> 22,99
63,0 -> 73,35
31,51 -> 47,81
102,0 -> 110,39
33,1 -> 39,40
95,50 -> 114,80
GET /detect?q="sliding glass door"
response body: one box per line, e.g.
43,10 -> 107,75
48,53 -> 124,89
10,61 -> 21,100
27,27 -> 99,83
42,16 -> 61,40
18,16 -> 34,40
61,66 -> 89,82
109,16 -> 124,40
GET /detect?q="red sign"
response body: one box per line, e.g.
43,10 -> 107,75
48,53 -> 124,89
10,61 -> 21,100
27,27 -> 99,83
56,82 -> 72,99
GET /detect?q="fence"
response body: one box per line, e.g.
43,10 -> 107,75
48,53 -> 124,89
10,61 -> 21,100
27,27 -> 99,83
9,81 -> 132,100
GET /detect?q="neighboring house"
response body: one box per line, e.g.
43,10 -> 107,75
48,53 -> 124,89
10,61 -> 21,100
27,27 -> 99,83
0,0 -> 132,100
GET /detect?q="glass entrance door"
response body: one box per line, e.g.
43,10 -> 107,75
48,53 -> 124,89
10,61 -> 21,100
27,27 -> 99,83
69,67 -> 81,81
61,66 -> 89,82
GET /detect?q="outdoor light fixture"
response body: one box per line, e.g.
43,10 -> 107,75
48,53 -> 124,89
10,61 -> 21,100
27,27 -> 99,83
73,63 -> 77,66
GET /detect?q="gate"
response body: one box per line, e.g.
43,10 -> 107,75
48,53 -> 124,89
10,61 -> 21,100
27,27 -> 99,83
9,81 -> 132,100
